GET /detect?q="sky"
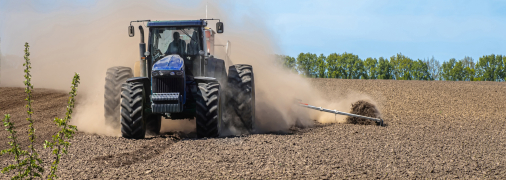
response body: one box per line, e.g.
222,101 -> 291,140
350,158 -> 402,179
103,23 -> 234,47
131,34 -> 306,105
1,0 -> 505,62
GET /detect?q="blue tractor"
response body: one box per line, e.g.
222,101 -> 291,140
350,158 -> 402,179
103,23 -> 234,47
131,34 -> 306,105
104,19 -> 255,139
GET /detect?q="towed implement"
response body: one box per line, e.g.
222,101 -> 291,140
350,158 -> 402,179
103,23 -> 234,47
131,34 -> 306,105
297,100 -> 384,126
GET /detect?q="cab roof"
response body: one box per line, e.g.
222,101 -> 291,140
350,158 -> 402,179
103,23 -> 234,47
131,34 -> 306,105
147,20 -> 205,27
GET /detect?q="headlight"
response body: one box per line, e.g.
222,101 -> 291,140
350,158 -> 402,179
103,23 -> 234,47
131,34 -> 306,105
170,72 -> 175,75
152,71 -> 159,77
176,71 -> 183,75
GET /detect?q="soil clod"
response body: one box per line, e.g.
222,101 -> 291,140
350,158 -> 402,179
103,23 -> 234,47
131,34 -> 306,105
346,100 -> 381,125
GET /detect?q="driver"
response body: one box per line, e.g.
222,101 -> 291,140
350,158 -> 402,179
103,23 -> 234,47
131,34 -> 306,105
165,32 -> 186,56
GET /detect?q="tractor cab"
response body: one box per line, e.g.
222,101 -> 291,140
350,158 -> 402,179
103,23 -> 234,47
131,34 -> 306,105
146,20 -> 223,78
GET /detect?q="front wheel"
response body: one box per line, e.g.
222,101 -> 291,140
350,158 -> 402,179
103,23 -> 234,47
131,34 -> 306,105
120,82 -> 146,139
195,82 -> 222,138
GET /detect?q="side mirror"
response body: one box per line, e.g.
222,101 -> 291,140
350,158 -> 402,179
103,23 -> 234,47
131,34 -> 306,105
128,25 -> 135,37
216,22 -> 224,33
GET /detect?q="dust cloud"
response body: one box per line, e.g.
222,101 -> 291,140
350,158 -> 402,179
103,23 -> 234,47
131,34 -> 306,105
0,1 -> 381,136
0,0 -> 198,136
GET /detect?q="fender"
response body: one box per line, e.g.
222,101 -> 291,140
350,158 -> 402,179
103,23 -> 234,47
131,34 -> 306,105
194,76 -> 218,84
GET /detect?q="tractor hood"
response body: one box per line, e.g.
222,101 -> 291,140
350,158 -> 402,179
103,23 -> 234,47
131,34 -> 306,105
153,55 -> 184,71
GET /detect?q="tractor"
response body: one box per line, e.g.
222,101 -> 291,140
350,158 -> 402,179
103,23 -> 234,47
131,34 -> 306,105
104,19 -> 255,139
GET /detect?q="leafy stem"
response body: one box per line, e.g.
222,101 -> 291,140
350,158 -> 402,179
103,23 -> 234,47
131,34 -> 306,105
44,73 -> 80,180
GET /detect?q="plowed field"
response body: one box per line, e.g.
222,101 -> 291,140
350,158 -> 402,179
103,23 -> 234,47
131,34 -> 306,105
1,79 -> 506,179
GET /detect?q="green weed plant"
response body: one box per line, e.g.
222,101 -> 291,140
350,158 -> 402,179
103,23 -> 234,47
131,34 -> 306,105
1,43 -> 80,180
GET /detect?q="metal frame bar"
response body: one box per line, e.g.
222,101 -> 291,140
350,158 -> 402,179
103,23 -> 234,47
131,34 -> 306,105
130,20 -> 151,26
298,102 -> 384,126
200,18 -> 221,22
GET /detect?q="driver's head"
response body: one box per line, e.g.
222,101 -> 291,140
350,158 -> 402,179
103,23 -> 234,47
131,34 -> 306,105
173,32 -> 180,41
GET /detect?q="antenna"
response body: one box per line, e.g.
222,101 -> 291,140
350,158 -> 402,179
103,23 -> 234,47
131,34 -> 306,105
206,2 -> 208,19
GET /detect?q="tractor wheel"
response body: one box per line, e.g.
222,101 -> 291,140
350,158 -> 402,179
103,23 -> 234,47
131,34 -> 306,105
120,82 -> 146,139
146,115 -> 162,135
227,64 -> 255,132
104,66 -> 133,128
195,82 -> 222,138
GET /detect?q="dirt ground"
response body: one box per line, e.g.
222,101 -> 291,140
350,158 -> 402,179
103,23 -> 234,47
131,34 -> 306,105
1,79 -> 506,179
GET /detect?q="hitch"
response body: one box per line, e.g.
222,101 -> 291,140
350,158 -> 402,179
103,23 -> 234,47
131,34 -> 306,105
296,100 -> 384,126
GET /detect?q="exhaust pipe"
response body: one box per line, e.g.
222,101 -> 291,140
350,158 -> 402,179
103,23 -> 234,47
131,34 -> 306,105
139,25 -> 147,77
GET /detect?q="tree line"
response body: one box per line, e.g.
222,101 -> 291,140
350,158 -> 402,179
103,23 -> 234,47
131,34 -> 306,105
277,52 -> 506,81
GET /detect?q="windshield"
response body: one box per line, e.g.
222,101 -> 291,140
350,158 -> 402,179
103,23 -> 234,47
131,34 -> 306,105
151,27 -> 201,61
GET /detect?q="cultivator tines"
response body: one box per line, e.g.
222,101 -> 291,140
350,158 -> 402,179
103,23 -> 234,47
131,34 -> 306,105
296,100 -> 384,126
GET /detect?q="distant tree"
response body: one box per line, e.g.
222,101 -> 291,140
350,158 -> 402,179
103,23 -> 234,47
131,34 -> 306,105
412,59 -> 432,80
296,53 -> 318,77
285,56 -> 297,72
339,52 -> 363,79
356,59 -> 366,79
326,53 -> 343,78
475,54 -> 504,81
377,57 -> 393,79
316,54 -> 327,78
452,60 -> 464,81
426,56 -> 440,80
496,55 -> 505,81
441,58 -> 456,81
412,60 -> 420,80
285,56 -> 297,70
464,66 -> 476,81
503,55 -> 506,81
390,53 -> 413,80
461,56 -> 475,68
439,56 -> 478,81
364,57 -> 378,79
475,55 -> 491,81
460,56 -> 476,81
335,53 -> 348,78
278,52 -> 504,82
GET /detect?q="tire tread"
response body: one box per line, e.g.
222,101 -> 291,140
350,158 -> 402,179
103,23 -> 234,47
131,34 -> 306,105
105,66 -> 133,127
196,82 -> 221,138
120,82 -> 145,139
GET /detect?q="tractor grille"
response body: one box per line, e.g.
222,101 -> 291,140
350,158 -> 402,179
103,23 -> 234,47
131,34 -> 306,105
152,76 -> 185,95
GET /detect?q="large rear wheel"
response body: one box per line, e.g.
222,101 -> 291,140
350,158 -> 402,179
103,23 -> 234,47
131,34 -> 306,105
120,82 -> 146,139
104,66 -> 133,128
226,64 -> 255,132
195,82 -> 222,138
